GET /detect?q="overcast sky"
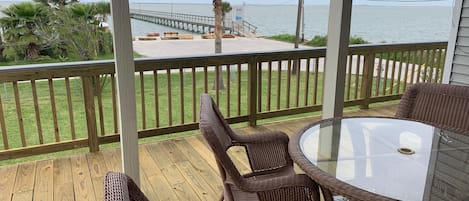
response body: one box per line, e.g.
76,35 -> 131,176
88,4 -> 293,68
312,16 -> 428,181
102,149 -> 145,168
124,0 -> 454,6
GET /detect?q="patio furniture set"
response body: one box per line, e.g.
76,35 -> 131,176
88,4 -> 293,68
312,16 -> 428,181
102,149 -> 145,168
104,83 -> 469,201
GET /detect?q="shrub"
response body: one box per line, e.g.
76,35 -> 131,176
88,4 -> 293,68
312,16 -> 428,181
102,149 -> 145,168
267,34 -> 297,43
305,35 -> 328,47
305,35 -> 369,47
349,35 -> 369,45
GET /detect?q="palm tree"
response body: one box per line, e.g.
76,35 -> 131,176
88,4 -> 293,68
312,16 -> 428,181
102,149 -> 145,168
94,2 -> 110,22
34,0 -> 78,8
55,3 -> 100,60
213,0 -> 225,90
213,0 -> 222,54
93,2 -> 111,54
221,2 -> 232,30
0,2 -> 50,60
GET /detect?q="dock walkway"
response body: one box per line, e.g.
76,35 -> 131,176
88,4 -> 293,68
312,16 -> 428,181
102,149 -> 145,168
130,9 -> 257,37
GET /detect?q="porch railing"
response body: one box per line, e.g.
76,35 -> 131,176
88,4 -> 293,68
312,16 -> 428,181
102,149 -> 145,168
0,41 -> 447,160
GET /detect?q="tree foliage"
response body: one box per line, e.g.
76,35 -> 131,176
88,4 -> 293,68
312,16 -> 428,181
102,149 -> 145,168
221,2 -> 232,18
0,1 -> 112,63
0,2 -> 50,60
34,0 -> 79,8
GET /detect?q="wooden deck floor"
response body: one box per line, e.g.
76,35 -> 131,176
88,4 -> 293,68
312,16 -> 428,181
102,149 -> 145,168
0,104 -> 397,201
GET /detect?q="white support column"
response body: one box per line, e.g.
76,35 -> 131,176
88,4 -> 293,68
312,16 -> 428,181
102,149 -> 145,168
443,0 -> 463,84
322,1 -> 352,119
110,0 -> 140,185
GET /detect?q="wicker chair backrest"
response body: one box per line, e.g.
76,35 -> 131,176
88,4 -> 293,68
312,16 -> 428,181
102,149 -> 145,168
396,83 -> 469,133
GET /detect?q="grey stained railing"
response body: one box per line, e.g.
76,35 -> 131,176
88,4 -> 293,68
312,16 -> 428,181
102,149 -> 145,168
0,41 -> 447,160
130,9 -> 257,36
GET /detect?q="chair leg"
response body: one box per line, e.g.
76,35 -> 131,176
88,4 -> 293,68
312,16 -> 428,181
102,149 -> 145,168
321,186 -> 335,201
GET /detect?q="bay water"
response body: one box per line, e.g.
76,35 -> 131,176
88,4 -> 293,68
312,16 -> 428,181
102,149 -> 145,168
129,3 -> 452,44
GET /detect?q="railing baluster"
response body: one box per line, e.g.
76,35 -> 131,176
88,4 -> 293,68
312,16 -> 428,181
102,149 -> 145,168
0,93 -> 8,149
267,61 -> 272,111
396,51 -> 404,93
286,59 -> 292,108
354,55 -> 361,99
410,51 -> 417,85
248,58 -> 257,126
313,58 -> 319,105
13,82 -> 26,147
304,58 -> 311,106
375,54 -> 383,96
167,68 -> 173,126
65,78 -> 76,140
429,49 -> 436,83
31,80 -> 43,144
257,63 -> 262,112
389,52 -> 397,94
237,64 -> 241,116
48,79 -> 60,142
439,49 -> 449,83
434,48 -> 442,83
215,65 -> 220,106
179,67 -> 184,124
96,76 -> 105,135
416,50 -> 424,83
111,74 -> 118,133
204,66 -> 208,93
139,72 -> 146,129
153,71 -> 160,128
402,51 -> 411,91
226,65 -> 231,117
295,59 -> 301,107
346,55 -> 353,100
192,67 -> 197,122
277,61 -> 282,110
320,58 -> 326,104
382,53 -> 390,95
423,49 -> 431,82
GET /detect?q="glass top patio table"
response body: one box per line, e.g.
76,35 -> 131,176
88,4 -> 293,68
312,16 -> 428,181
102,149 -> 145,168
288,117 -> 469,201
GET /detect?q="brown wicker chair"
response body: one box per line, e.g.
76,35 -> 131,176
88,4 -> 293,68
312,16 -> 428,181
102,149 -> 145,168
104,172 -> 149,201
199,94 -> 320,201
396,83 -> 469,133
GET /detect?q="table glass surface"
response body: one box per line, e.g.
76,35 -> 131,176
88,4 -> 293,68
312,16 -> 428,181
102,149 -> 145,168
299,117 -> 469,201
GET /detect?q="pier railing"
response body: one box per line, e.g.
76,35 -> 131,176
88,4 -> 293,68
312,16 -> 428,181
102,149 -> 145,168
131,9 -> 215,25
0,41 -> 447,160
130,9 -> 257,36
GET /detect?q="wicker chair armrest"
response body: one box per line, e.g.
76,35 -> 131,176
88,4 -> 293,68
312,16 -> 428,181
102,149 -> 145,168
104,172 -> 149,201
234,131 -> 293,172
241,173 -> 319,193
234,130 -> 289,145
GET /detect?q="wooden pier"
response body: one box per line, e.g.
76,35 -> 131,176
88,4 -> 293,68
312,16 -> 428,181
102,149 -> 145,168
129,9 -> 257,36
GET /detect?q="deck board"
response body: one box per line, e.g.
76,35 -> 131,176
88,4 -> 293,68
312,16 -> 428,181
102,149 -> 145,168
0,165 -> 17,201
139,146 -> 177,201
53,158 -> 75,201
12,162 -> 35,201
70,155 -> 96,201
86,153 -> 109,200
33,160 -> 53,201
0,105 -> 397,200
146,142 -> 201,201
